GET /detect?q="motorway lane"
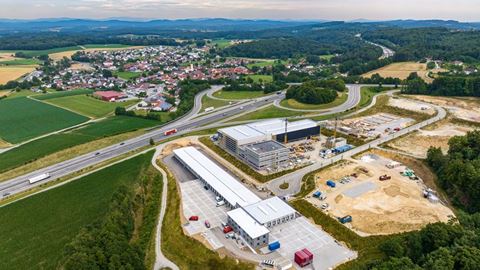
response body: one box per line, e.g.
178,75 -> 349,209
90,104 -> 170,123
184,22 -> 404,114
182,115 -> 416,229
0,90 -> 283,196
267,102 -> 447,196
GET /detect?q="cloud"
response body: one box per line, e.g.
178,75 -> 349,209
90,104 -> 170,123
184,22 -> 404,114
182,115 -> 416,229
0,0 -> 479,21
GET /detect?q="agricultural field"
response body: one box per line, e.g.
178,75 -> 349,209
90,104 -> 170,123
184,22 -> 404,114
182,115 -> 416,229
45,95 -> 138,118
0,116 -> 160,174
362,62 -> 428,80
210,39 -> 232,48
212,90 -> 269,100
0,97 -> 88,144
33,89 -> 94,100
0,66 -> 37,84
245,74 -> 273,83
0,152 -> 157,270
48,45 -> 142,61
0,52 -> 17,62
0,58 -> 41,66
280,92 -> 348,110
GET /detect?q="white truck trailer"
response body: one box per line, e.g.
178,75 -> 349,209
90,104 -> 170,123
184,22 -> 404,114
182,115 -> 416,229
28,173 -> 50,184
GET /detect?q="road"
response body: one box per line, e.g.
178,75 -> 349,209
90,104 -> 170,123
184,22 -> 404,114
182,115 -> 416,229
0,86 -> 284,197
273,84 -> 361,113
266,102 -> 447,196
364,40 -> 395,59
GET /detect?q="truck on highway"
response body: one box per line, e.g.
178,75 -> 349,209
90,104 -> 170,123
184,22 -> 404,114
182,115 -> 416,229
164,129 -> 177,136
28,173 -> 50,184
204,106 -> 215,113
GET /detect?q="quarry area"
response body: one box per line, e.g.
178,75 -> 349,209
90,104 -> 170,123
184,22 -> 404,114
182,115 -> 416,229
306,153 -> 455,236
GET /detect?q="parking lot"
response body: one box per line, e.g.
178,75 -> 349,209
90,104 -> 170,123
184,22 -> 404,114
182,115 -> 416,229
269,217 -> 356,270
179,179 -> 229,235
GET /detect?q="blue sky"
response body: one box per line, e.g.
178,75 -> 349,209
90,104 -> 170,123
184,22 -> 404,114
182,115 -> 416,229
2,0 -> 480,21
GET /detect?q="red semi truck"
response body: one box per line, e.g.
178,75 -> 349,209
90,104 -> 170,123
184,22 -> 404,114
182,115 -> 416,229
294,248 -> 313,267
164,129 -> 177,136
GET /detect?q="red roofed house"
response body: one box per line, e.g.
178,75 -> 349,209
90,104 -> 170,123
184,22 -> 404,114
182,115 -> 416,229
93,91 -> 127,102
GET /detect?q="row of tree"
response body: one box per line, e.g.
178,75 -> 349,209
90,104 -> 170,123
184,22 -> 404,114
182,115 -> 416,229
402,73 -> 480,97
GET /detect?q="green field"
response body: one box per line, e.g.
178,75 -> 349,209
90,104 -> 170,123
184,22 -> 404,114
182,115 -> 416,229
213,90 -> 269,100
280,92 -> 348,110
0,58 -> 41,66
0,152 -> 156,270
246,59 -> 287,69
9,46 -> 83,58
82,44 -> 132,49
319,54 -> 335,61
231,105 -> 306,121
46,95 -> 137,118
0,97 -> 89,143
33,89 -> 94,100
0,116 -> 160,174
114,71 -> 142,80
211,39 -> 232,49
200,95 -> 232,112
246,74 -> 273,83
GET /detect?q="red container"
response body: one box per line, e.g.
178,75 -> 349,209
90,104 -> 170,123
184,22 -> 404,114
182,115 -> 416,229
223,226 -> 233,233
189,216 -> 199,221
294,249 -> 313,267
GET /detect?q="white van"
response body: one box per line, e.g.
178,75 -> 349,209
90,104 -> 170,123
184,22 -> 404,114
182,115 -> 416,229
216,200 -> 225,207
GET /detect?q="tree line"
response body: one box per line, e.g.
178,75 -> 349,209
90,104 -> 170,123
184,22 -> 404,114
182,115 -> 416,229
223,80 -> 287,94
402,73 -> 480,97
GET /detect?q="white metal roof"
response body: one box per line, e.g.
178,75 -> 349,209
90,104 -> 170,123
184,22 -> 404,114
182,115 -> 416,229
219,119 -> 318,141
173,147 -> 261,207
227,208 -> 270,239
218,125 -> 265,141
243,197 -> 296,225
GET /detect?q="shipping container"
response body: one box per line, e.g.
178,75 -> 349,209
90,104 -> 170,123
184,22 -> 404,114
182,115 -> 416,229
268,241 -> 281,251
294,248 -> 313,267
333,144 -> 353,153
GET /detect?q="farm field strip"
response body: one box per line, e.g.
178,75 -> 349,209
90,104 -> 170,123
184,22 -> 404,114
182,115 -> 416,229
0,66 -> 37,84
45,95 -> 137,118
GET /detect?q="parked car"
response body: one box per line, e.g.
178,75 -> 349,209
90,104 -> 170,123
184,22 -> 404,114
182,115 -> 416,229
205,220 -> 211,228
189,216 -> 199,221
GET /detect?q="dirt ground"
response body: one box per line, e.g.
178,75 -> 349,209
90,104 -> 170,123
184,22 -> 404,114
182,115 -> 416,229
70,63 -> 95,71
362,62 -> 428,80
0,66 -> 36,84
411,95 -> 480,123
306,154 -> 454,236
387,121 -> 473,157
388,97 -> 436,115
160,138 -> 196,157
0,53 -> 17,62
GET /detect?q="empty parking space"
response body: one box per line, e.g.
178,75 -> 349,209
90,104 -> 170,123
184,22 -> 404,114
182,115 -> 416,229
180,180 -> 229,235
269,217 -> 356,270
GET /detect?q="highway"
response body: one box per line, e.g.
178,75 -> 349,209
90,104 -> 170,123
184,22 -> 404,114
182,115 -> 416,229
267,101 -> 447,196
0,86 -> 284,197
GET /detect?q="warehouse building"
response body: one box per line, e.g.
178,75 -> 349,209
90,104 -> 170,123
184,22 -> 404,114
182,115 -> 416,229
218,119 -> 320,153
242,196 -> 297,228
239,141 -> 290,170
173,147 -> 261,208
174,146 -> 298,249
227,208 -> 270,248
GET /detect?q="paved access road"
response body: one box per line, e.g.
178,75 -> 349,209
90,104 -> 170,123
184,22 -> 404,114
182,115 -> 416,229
267,102 -> 447,196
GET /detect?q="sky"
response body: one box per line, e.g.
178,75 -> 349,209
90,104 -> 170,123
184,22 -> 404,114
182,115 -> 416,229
1,0 -> 480,21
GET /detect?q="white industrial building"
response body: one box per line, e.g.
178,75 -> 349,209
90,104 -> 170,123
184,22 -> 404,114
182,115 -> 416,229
173,146 -> 298,249
218,119 -> 320,153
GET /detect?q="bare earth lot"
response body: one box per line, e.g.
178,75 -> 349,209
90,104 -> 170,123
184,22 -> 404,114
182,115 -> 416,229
411,95 -> 480,123
0,66 -> 36,84
0,53 -> 17,62
307,154 -> 454,236
388,97 -> 436,115
387,122 -> 473,157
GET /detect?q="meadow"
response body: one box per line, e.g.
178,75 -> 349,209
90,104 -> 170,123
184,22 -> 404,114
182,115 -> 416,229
245,74 -> 273,83
33,89 -> 94,100
212,90 -> 269,100
0,152 -> 155,270
0,97 -> 88,144
114,70 -> 143,80
0,116 -> 160,173
46,95 -> 137,118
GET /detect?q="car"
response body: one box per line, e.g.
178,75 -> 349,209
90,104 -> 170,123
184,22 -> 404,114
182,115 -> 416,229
204,220 -> 211,228
276,91 -> 282,95
189,215 -> 199,221
120,142 -> 125,146
216,200 -> 225,207
3,192 -> 11,197
215,196 -> 223,202
222,112 -> 227,116
95,152 -> 100,156
204,185 -> 208,190
239,106 -> 244,110
321,203 -> 329,210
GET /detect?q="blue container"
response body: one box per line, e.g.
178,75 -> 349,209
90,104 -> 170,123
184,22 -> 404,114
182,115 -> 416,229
334,145 -> 353,153
313,191 -> 322,198
326,180 -> 336,188
268,241 -> 280,251
339,215 -> 352,224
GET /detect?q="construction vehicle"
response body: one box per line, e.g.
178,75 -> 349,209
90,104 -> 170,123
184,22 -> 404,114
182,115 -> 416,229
379,175 -> 391,181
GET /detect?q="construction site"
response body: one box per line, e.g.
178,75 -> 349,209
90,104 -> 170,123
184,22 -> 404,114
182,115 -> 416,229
306,153 -> 455,236
328,113 -> 414,140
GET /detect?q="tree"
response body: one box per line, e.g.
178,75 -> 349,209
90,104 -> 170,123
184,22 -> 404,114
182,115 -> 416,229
373,257 -> 422,270
114,107 -> 127,116
149,138 -> 155,146
422,248 -> 454,270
